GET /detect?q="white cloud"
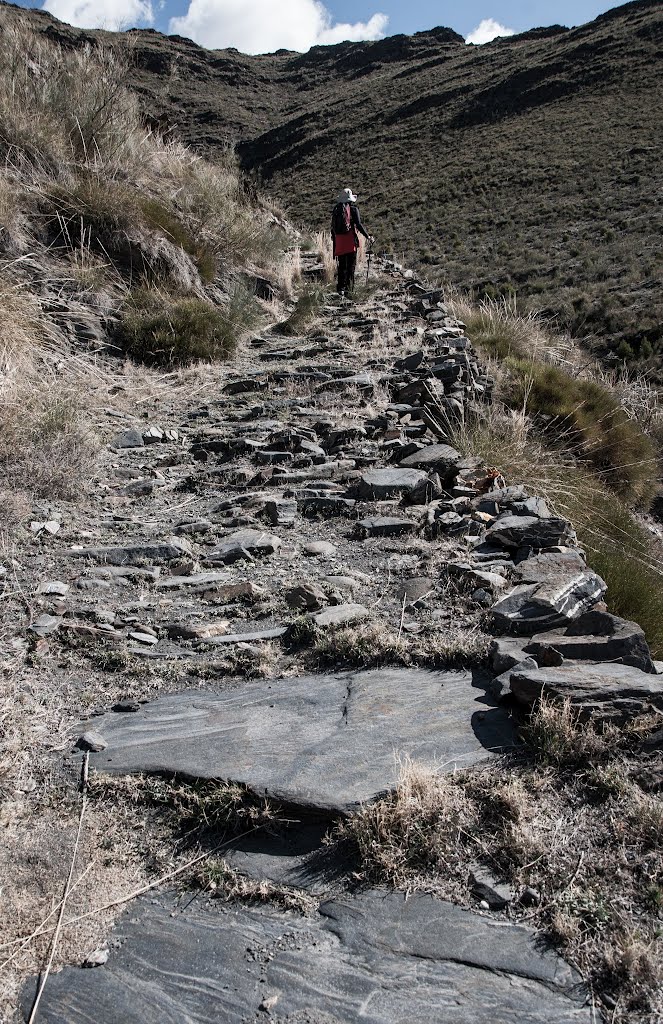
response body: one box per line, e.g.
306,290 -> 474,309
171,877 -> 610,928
465,18 -> 515,45
42,0 -> 154,30
168,0 -> 388,54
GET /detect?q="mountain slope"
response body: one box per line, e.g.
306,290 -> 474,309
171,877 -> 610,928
2,0 -> 663,364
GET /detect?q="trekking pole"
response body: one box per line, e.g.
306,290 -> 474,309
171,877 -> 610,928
366,241 -> 373,285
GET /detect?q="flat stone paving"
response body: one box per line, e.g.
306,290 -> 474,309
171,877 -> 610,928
23,891 -> 592,1024
85,668 -> 514,814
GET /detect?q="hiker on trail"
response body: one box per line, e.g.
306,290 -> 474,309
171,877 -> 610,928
330,187 -> 374,296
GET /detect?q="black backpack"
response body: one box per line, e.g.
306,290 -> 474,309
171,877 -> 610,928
332,202 -> 352,234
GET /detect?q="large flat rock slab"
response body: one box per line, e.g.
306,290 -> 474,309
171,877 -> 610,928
23,891 -> 591,1023
83,669 -> 514,814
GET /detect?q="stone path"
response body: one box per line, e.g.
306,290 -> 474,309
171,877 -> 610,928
83,668 -> 513,813
21,254 -> 663,1020
24,892 -> 592,1024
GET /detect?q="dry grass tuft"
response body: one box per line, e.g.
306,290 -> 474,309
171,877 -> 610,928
291,619 -> 490,670
192,858 -> 317,914
313,229 -> 335,284
521,698 -> 615,769
335,757 -> 474,887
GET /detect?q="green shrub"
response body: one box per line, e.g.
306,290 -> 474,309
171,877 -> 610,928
118,286 -> 259,366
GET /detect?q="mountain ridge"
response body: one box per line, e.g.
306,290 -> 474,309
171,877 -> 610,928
2,0 -> 663,363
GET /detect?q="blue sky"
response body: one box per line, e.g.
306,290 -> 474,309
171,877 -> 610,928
18,0 -> 625,52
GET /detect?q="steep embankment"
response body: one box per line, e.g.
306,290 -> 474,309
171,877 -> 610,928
3,0 -> 663,365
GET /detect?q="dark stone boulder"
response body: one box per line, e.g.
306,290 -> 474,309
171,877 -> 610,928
486,515 -> 575,550
205,529 -> 281,564
490,553 -> 606,635
78,668 -> 514,816
399,443 -> 462,479
510,663 -> 663,722
356,516 -> 417,538
356,467 -> 429,500
524,611 -> 655,673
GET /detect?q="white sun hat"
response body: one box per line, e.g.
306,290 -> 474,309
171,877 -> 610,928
337,187 -> 357,203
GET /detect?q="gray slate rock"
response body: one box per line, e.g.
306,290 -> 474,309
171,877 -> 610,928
396,577 -> 435,608
23,891 -> 590,1024
77,730 -> 107,752
486,516 -> 575,551
311,603 -> 369,628
304,540 -> 337,557
399,443 -> 462,478
286,582 -> 327,611
81,668 -> 513,814
29,614 -> 62,637
206,529 -> 281,564
111,428 -> 144,449
298,495 -> 356,517
37,580 -> 70,597
357,467 -> 428,500
356,516 -> 417,538
525,611 -> 655,673
491,562 -> 606,636
510,663 -> 663,722
64,540 -> 191,566
265,497 -> 297,527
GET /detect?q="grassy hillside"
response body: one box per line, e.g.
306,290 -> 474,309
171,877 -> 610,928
0,18 -> 293,523
3,0 -> 661,369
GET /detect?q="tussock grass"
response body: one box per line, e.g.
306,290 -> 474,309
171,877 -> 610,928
313,229 -> 335,284
505,357 -> 657,505
335,757 -> 474,886
449,295 -> 659,507
0,281 -> 97,501
521,697 -> 615,769
118,285 -> 260,366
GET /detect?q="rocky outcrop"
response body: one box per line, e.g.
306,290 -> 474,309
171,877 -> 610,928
23,891 -> 591,1024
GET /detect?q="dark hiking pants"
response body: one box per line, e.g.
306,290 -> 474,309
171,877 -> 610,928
337,252 -> 357,294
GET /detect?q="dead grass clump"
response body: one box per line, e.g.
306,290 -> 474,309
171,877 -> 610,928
308,620 -> 490,670
275,246 -> 302,297
192,858 -> 317,914
335,758 -> 475,887
522,698 -> 615,769
276,283 -> 326,336
448,293 -> 551,362
313,229 -> 335,283
0,382 -> 97,499
118,285 -> 260,366
90,774 -> 276,836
